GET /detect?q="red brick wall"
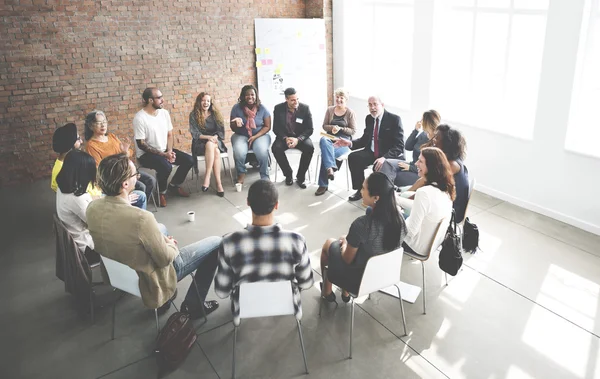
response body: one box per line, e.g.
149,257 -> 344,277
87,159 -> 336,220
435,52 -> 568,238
0,0 -> 333,187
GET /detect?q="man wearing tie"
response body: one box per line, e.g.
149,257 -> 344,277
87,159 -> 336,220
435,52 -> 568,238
336,96 -> 404,201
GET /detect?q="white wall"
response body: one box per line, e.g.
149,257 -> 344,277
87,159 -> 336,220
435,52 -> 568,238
333,0 -> 600,235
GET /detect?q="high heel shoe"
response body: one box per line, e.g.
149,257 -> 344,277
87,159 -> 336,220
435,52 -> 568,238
341,292 -> 351,303
320,282 -> 336,303
217,191 -> 224,197
201,186 -> 209,192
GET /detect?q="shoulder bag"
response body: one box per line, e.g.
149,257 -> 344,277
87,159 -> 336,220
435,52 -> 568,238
438,211 -> 463,276
155,311 -> 197,372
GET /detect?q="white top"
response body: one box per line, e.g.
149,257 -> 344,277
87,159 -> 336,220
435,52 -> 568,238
56,189 -> 94,254
133,109 -> 173,158
404,185 -> 453,256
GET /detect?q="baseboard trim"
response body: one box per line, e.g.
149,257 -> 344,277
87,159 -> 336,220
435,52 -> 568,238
475,184 -> 600,236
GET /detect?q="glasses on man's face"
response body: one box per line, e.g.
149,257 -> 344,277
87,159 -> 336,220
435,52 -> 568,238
76,135 -> 83,141
129,170 -> 141,179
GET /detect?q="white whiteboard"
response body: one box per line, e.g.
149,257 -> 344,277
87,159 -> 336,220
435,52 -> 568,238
254,18 -> 328,140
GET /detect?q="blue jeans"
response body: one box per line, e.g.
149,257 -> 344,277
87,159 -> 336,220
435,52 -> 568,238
131,190 -> 147,210
231,133 -> 271,180
157,224 -> 221,310
318,137 -> 350,187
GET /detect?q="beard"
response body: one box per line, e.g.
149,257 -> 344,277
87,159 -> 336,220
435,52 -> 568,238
152,102 -> 163,110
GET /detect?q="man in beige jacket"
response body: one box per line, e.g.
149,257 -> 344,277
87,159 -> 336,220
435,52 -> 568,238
87,152 -> 220,318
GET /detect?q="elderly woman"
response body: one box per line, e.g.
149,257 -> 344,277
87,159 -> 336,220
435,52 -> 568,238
377,110 -> 440,187
315,88 -> 357,196
84,109 -> 156,203
190,92 -> 227,197
230,84 -> 272,184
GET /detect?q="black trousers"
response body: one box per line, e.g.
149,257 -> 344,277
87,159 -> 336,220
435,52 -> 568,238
271,138 -> 314,182
138,149 -> 194,192
348,149 -> 375,190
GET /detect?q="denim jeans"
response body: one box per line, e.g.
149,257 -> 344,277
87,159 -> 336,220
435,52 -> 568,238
231,133 -> 271,180
131,190 -> 147,210
318,137 -> 350,187
157,224 -> 221,310
135,171 -> 156,200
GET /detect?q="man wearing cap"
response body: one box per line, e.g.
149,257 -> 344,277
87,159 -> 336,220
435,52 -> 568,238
134,88 -> 194,207
51,123 -> 83,192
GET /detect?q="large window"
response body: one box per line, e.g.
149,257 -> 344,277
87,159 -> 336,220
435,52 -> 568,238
429,0 -> 548,139
566,0 -> 600,158
343,0 -> 414,110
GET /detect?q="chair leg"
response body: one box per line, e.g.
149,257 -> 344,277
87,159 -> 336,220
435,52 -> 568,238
155,309 -> 160,336
225,157 -> 235,186
190,272 -> 208,324
445,272 -> 448,286
296,320 -> 309,374
90,289 -> 95,324
349,298 -> 355,359
394,284 -> 407,336
232,326 -> 238,379
111,295 -> 117,340
421,261 -> 426,314
345,160 -> 350,191
274,160 -> 278,182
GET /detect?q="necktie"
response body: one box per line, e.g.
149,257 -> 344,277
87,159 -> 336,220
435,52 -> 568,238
374,117 -> 380,158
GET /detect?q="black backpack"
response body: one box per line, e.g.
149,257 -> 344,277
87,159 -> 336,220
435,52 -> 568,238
462,217 -> 479,254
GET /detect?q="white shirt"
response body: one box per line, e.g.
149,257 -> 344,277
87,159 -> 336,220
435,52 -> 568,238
370,113 -> 383,153
56,189 -> 94,254
404,185 -> 453,256
133,109 -> 173,158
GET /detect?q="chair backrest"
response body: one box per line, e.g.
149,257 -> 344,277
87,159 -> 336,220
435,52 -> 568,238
100,255 -> 142,298
460,174 -> 476,225
356,247 -> 404,297
238,281 -> 295,319
426,217 -> 450,258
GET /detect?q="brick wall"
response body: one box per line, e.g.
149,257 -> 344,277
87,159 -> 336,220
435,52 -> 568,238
0,0 -> 333,187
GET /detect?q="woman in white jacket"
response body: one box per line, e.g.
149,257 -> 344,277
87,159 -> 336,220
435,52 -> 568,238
402,147 -> 455,255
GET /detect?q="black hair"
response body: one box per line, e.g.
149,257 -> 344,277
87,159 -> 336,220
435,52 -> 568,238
56,150 -> 97,197
434,124 -> 466,161
247,180 -> 278,216
142,87 -> 157,104
237,84 -> 261,107
284,87 -> 296,98
367,172 -> 406,251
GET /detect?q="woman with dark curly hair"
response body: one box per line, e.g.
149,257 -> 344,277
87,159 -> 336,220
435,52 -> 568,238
230,84 -> 272,184
190,92 -> 227,196
401,147 -> 455,255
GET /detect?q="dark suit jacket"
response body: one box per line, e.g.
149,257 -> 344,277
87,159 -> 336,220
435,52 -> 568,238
352,110 -> 404,159
272,102 -> 313,142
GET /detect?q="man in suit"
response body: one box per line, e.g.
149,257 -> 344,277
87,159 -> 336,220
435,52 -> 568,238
272,87 -> 314,188
336,96 -> 404,201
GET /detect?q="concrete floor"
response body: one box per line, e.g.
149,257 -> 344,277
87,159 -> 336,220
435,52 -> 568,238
2,158 -> 600,379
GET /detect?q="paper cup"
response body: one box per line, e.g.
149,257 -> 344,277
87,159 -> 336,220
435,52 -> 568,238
235,183 -> 243,192
187,211 -> 195,222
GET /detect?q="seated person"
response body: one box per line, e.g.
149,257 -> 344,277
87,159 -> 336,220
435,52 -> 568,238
271,87 -> 314,188
400,124 -> 468,221
84,109 -> 156,202
230,84 -> 272,184
87,153 -> 221,317
51,123 -> 82,192
378,110 -> 440,187
320,172 -> 407,302
214,179 -> 314,324
189,92 -> 227,196
401,147 -> 455,256
315,87 -> 357,196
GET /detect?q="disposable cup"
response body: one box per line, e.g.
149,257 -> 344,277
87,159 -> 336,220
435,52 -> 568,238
235,183 -> 242,192
187,211 -> 195,222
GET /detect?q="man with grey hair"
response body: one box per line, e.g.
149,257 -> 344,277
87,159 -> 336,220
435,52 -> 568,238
335,96 -> 404,201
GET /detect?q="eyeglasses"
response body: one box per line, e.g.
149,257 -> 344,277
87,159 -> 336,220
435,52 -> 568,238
129,171 -> 141,179
94,121 -> 108,126
76,135 -> 82,141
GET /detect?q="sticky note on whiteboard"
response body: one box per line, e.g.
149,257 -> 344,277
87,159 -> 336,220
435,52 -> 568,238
296,31 -> 302,38
265,48 -> 271,54
255,48 -> 262,55
266,59 -> 273,65
256,61 -> 262,67
261,59 -> 267,65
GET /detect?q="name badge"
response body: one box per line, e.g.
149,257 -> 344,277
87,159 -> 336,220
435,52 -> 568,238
296,118 -> 303,123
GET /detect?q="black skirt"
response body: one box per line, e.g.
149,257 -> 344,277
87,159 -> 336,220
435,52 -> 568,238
326,240 -> 366,295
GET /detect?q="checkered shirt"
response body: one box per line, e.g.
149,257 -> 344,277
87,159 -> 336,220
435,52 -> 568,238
214,224 -> 314,324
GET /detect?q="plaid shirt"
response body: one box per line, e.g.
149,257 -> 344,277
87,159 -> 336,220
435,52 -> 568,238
214,224 -> 314,324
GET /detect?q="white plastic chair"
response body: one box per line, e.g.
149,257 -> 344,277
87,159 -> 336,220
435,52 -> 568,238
313,150 -> 352,190
273,149 -> 312,183
232,281 -> 309,378
403,217 -> 449,314
320,248 -> 407,359
192,151 -> 235,188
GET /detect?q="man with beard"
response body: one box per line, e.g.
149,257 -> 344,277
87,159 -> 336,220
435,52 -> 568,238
134,87 -> 193,207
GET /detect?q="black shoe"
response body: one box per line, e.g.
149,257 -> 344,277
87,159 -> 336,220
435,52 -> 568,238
285,175 -> 293,186
296,180 -> 307,189
327,168 -> 335,181
217,191 -> 224,197
157,289 -> 178,314
201,186 -> 209,192
319,282 -> 337,303
181,299 -> 220,320
348,190 -> 362,201
341,292 -> 351,303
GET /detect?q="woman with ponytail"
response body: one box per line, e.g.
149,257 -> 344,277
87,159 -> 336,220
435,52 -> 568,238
320,172 -> 407,302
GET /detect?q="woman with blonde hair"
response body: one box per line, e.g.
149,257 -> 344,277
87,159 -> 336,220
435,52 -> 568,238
378,109 -> 440,187
190,92 -> 227,197
315,88 -> 357,196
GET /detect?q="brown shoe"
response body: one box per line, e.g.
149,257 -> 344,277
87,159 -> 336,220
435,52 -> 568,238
169,185 -> 190,197
237,173 -> 246,184
315,186 -> 328,196
159,194 -> 167,207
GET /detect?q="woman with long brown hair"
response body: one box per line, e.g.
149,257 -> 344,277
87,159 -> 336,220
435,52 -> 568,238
190,92 -> 227,196
401,147 -> 455,255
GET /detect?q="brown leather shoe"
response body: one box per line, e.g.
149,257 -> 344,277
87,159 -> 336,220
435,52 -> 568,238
169,185 -> 190,197
315,186 -> 328,196
237,173 -> 246,184
159,194 -> 167,207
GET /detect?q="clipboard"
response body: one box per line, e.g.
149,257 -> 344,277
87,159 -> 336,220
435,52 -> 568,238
320,131 -> 338,140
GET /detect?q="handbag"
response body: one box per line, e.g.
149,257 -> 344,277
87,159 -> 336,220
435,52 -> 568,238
155,311 -> 197,372
462,217 -> 479,254
438,211 -> 463,276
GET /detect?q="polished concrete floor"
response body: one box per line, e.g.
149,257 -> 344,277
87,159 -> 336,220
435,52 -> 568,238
2,157 -> 600,379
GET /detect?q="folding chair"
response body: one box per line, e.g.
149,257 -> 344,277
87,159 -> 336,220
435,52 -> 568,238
192,151 -> 235,190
